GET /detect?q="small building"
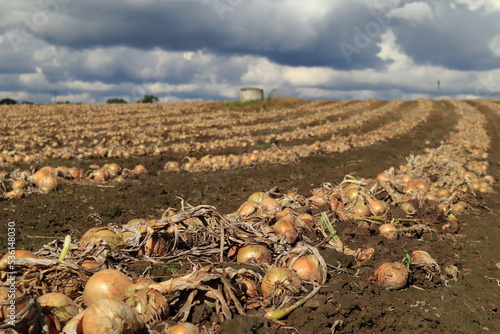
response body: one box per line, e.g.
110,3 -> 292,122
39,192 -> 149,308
240,87 -> 264,102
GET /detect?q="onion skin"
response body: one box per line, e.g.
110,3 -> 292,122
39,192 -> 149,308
83,269 -> 134,306
81,298 -> 144,334
371,262 -> 409,290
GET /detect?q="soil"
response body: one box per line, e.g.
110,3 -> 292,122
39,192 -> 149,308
1,99 -> 500,333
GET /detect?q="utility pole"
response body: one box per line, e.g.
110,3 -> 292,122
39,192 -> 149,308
436,81 -> 440,99
50,90 -> 60,103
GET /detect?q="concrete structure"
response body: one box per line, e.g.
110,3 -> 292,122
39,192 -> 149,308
240,87 -> 264,102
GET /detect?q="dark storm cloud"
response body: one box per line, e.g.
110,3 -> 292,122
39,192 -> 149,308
392,1 -> 500,71
12,0 -> 394,70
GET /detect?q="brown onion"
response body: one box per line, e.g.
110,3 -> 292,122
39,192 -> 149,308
83,269 -> 134,306
295,213 -> 315,228
261,267 -> 301,296
11,179 -> 27,190
133,164 -> 148,176
247,191 -> 270,203
288,255 -> 322,282
78,227 -> 123,250
371,262 -> 409,290
37,174 -> 58,192
30,169 -> 50,184
236,244 -> 273,265
411,250 -> 440,272
81,298 -> 144,334
122,285 -> 169,324
379,224 -> 397,239
37,292 -> 78,328
273,215 -> 298,244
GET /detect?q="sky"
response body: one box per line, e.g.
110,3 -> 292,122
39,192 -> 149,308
1,0 -> 500,103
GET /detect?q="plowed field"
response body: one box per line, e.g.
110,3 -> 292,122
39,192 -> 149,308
1,99 -> 499,333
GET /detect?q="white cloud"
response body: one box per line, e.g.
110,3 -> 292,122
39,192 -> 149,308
455,0 -> 500,12
391,2 -> 433,24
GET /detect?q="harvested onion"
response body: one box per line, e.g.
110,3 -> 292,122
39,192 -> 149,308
261,266 -> 301,296
236,244 -> 273,265
81,298 -> 144,334
379,223 -> 397,239
288,255 -> 322,282
371,262 -> 409,290
83,269 -> 134,306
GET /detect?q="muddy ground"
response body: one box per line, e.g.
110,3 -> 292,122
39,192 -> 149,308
1,100 -> 499,333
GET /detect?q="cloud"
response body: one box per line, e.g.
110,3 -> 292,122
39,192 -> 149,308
1,0 -> 500,103
391,2 -> 433,24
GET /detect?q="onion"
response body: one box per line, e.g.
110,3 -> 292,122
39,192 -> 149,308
0,250 -> 40,269
273,215 -> 298,244
371,262 -> 409,290
376,172 -> 392,183
133,164 -> 148,176
348,199 -> 370,218
451,201 -> 467,214
259,197 -> 280,212
166,322 -> 200,334
37,174 -> 58,192
137,234 -> 170,257
81,298 -> 144,334
414,180 -> 430,192
37,292 -> 78,330
379,224 -> 397,239
287,255 -> 322,282
11,179 -> 27,190
236,244 -> 273,265
365,196 -> 388,216
247,191 -> 270,203
410,250 -> 440,272
67,167 -> 84,179
261,267 -> 302,296
436,188 -> 451,199
30,168 -> 50,184
295,213 -> 315,228
4,188 -> 25,199
236,200 -> 262,218
104,163 -> 121,177
78,227 -> 123,250
164,161 -> 180,172
83,269 -> 134,306
122,285 -> 169,324
400,202 -> 417,215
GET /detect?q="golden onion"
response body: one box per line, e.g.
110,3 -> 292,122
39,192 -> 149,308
236,244 -> 273,265
83,269 -> 134,306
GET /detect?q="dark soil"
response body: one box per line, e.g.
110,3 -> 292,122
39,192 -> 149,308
1,100 -> 499,333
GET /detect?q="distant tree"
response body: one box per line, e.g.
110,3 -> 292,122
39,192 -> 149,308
0,98 -> 18,105
56,101 -> 71,104
137,95 -> 159,103
21,101 -> 34,105
106,98 -> 128,104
